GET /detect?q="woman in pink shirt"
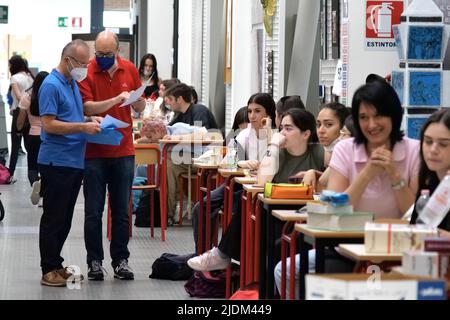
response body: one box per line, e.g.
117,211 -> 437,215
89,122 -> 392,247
17,71 -> 49,205
328,80 -> 420,219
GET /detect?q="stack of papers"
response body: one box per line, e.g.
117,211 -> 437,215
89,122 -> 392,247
86,115 -> 130,146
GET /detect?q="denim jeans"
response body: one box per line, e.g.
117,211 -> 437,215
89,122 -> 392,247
39,164 -> 83,275
84,156 -> 135,267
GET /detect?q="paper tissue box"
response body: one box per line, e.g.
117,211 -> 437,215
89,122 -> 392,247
364,223 -> 438,254
306,273 -> 446,300
402,251 -> 439,278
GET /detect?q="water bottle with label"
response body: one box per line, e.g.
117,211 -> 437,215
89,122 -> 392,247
417,172 -> 450,227
227,138 -> 238,169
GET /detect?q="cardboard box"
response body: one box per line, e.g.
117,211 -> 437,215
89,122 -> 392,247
306,274 -> 446,300
308,211 -> 373,231
365,223 -> 438,254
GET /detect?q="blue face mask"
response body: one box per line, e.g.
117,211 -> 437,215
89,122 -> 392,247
96,55 -> 115,71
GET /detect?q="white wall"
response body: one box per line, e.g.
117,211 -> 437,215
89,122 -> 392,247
231,0 -> 253,119
178,0 -> 193,84
0,0 -> 91,77
346,0 -> 403,105
147,0 -> 173,80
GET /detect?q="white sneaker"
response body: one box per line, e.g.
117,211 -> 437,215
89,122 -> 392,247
30,180 -> 41,205
187,247 -> 231,271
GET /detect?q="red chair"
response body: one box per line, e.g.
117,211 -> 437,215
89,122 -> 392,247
107,144 -> 161,240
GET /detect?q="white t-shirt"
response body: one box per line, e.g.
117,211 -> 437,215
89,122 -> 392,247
10,72 -> 34,110
233,126 -> 269,162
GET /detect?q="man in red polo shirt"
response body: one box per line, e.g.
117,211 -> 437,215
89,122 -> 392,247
79,30 -> 145,281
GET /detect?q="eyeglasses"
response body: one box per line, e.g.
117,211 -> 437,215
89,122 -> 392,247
68,56 -> 90,68
95,51 -> 116,59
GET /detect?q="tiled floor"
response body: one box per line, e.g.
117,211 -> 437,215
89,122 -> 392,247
0,156 -> 199,300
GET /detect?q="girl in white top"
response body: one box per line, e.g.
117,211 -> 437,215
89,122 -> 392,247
7,55 -> 34,179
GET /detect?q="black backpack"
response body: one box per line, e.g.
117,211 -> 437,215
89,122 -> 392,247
134,190 -> 162,228
149,253 -> 196,281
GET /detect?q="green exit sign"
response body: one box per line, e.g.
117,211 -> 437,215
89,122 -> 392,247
0,6 -> 8,24
58,17 -> 68,28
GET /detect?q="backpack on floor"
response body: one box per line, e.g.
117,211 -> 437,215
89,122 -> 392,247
184,270 -> 239,299
0,164 -> 11,185
149,252 -> 196,281
134,189 -> 162,228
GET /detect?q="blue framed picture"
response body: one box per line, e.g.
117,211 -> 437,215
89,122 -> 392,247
408,25 -> 443,60
409,71 -> 441,107
406,115 -> 429,140
391,71 -> 404,105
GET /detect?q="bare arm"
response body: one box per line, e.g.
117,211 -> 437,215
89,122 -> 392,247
16,109 -> 28,131
83,92 -> 130,116
41,115 -> 101,136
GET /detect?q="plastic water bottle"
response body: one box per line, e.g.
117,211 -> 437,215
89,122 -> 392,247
227,138 -> 238,169
415,190 -> 430,224
418,172 -> 450,227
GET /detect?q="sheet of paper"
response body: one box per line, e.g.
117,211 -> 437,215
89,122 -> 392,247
85,128 -> 123,146
119,82 -> 149,107
101,115 -> 129,129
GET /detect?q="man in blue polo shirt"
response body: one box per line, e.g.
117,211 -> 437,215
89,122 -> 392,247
38,39 -> 101,287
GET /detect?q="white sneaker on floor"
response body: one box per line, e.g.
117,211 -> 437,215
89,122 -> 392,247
187,247 -> 231,271
30,180 -> 41,205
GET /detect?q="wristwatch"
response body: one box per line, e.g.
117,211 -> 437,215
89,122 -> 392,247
392,179 -> 406,190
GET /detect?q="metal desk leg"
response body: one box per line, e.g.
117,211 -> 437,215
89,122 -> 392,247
299,233 -> 309,300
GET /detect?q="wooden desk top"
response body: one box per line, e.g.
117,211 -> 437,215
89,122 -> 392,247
242,184 -> 264,194
257,193 -> 310,206
338,244 -> 402,262
295,224 -> 364,239
218,168 -> 245,178
235,177 -> 257,185
272,210 -> 308,222
160,139 -> 223,145
193,162 -> 220,169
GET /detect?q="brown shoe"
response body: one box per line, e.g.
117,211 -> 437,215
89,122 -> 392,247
57,267 -> 84,282
41,270 -> 67,287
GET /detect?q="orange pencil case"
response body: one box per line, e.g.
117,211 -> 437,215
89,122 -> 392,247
264,183 -> 313,200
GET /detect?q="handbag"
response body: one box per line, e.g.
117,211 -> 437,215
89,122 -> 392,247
264,183 -> 313,200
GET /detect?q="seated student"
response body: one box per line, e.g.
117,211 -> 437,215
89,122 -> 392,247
188,108 -> 327,272
411,108 -> 450,238
273,106 -> 353,297
191,93 -> 276,246
293,102 -> 350,191
224,106 -> 249,145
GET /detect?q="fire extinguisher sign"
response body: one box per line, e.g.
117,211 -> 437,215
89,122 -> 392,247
365,0 -> 404,51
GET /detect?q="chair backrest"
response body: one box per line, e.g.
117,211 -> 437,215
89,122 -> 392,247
134,144 -> 160,165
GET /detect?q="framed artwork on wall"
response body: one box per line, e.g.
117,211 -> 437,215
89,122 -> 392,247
406,114 -> 429,140
408,71 -> 441,107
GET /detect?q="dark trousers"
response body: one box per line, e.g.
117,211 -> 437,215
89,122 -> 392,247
25,135 -> 41,186
39,164 -> 83,275
8,108 -> 27,176
83,156 -> 135,267
192,184 -> 243,253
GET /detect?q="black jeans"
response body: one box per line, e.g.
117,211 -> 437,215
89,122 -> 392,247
8,108 -> 27,176
83,157 -> 135,267
25,135 -> 41,186
39,164 -> 83,275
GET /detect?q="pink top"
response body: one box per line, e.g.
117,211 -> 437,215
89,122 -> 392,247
19,93 -> 42,136
329,137 -> 420,219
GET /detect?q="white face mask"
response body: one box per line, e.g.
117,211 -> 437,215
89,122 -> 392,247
70,67 -> 88,82
68,60 -> 88,82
